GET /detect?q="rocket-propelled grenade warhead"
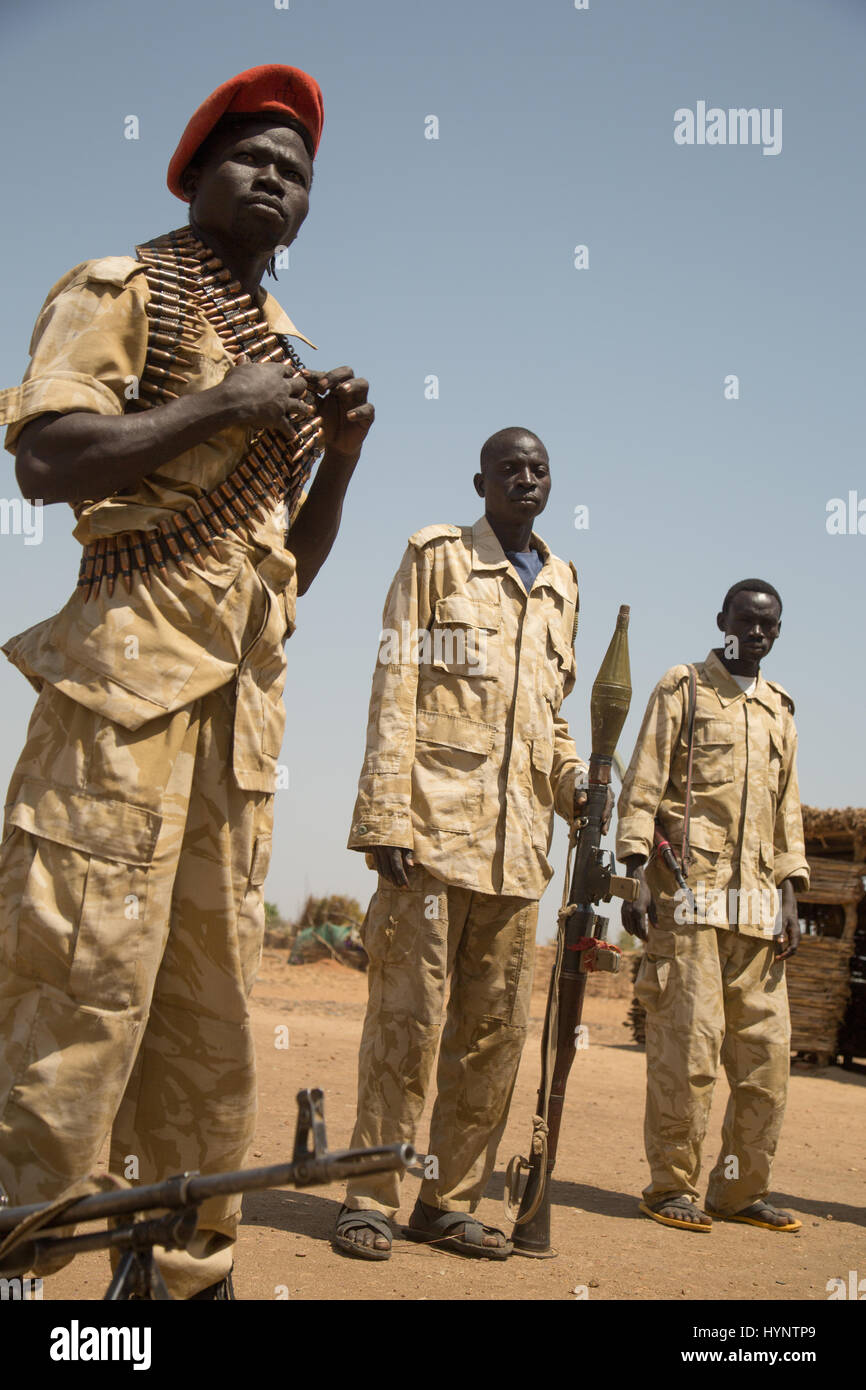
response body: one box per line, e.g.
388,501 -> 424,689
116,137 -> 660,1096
590,604 -> 631,764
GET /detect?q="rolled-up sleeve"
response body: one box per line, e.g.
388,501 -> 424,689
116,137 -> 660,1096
0,260 -> 149,452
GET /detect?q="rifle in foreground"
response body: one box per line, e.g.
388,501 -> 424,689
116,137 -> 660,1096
0,1089 -> 412,1299
506,605 -> 638,1258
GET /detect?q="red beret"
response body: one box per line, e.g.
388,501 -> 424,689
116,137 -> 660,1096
167,64 -> 324,201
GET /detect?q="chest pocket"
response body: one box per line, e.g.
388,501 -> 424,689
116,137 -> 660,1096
690,718 -> 735,786
430,595 -> 500,678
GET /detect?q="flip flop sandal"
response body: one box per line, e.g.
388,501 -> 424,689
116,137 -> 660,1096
332,1205 -> 393,1261
705,1200 -> 802,1232
404,1198 -> 513,1259
639,1196 -> 713,1232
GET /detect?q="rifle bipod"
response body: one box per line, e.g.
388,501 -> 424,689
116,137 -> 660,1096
104,1208 -> 198,1300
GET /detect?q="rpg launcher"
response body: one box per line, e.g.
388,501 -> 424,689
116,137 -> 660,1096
0,1089 -> 412,1299
506,605 -> 638,1258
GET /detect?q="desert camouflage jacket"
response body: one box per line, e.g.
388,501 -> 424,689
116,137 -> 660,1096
0,256 -> 313,790
616,650 -> 810,936
348,516 -> 587,898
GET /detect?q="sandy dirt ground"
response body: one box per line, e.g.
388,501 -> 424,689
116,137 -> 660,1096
48,948 -> 864,1303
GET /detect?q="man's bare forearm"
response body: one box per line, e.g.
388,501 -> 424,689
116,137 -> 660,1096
15,383 -> 248,506
287,446 -> 360,595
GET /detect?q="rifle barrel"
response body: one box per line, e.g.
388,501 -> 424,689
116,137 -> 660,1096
0,1144 -> 412,1237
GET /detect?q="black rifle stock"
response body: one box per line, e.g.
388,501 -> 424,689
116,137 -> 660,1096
0,1089 -> 412,1298
506,605 -> 638,1258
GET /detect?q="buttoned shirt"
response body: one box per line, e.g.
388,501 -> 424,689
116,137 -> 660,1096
616,650 -> 810,937
348,517 -> 587,899
0,253 -> 315,791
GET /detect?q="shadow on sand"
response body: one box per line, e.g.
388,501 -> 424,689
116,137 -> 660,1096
242,1166 -> 865,1243
241,1170 -> 644,1244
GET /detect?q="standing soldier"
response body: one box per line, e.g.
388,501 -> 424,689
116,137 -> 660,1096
0,64 -> 374,1297
334,427 -> 609,1260
618,580 -> 808,1233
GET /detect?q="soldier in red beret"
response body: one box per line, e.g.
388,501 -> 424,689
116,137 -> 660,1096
0,65 -> 373,1299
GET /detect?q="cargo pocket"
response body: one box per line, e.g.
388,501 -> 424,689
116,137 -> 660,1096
237,833 -> 273,995
249,834 -> 273,887
429,595 -> 500,679
233,662 -> 287,784
0,821 -> 36,971
674,816 -> 727,897
539,618 -> 574,709
531,738 -> 553,777
6,779 -> 160,1011
530,737 -> 555,852
692,820 -> 729,905
413,709 -> 495,832
690,719 -> 735,786
361,881 -> 422,965
261,688 -> 286,759
757,842 -> 782,935
634,952 -> 672,1016
75,548 -> 245,711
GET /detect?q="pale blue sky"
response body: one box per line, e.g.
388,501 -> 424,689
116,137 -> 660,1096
1,0 -> 863,938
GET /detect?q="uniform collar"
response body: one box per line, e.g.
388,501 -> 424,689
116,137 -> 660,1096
471,515 -> 511,571
470,516 -> 573,600
258,288 -> 317,350
702,649 -> 781,715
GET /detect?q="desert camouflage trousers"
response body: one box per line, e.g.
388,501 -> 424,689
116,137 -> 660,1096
345,865 -> 538,1216
0,680 -> 274,1297
635,910 -> 791,1215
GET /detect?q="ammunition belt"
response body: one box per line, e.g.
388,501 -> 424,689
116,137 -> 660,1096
77,226 -> 324,600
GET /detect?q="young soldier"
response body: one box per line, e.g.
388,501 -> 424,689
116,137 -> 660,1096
618,580 -> 808,1233
0,65 -> 373,1297
334,427 -> 609,1260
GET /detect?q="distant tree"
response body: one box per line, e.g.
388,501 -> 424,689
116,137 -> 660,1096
297,893 -> 364,930
263,900 -> 294,948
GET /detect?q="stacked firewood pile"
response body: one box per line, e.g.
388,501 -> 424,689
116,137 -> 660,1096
838,902 -> 866,1063
795,807 -> 866,1066
787,936 -> 856,1063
